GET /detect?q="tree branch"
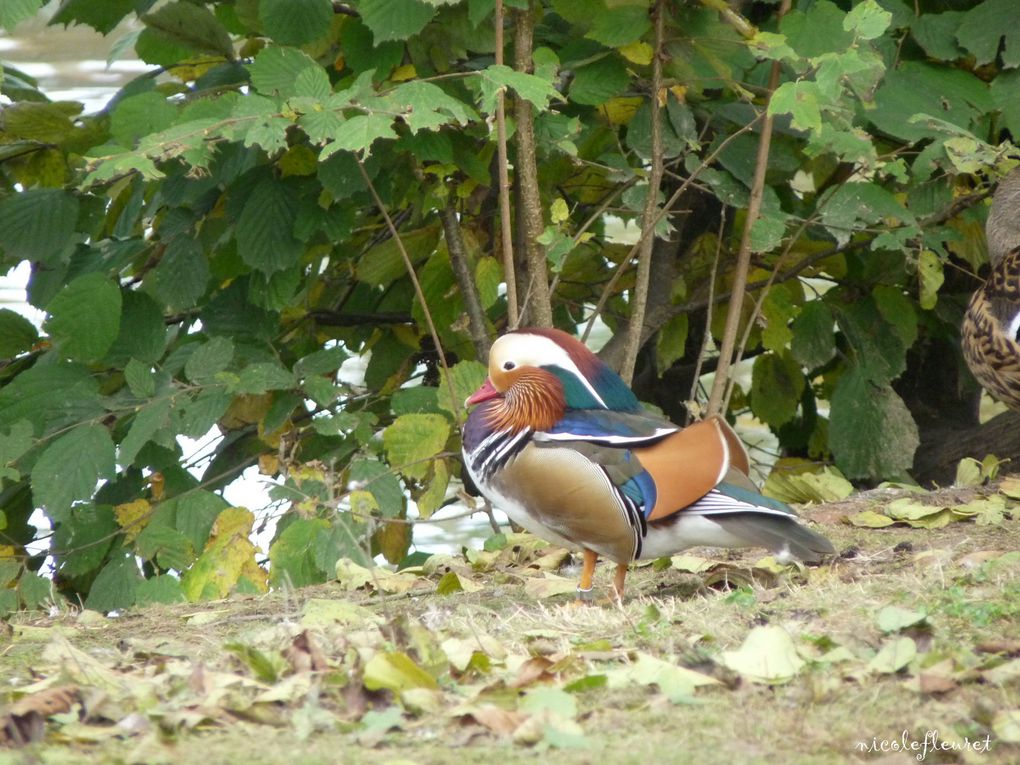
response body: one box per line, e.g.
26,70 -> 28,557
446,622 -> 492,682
619,0 -> 666,386
439,203 -> 491,359
705,0 -> 790,416
494,0 -> 519,328
356,160 -> 461,421
512,2 -> 553,328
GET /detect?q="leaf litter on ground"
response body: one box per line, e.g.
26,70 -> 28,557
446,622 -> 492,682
2,482 -> 1019,763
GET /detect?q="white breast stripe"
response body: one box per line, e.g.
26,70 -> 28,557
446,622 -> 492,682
533,427 -> 676,445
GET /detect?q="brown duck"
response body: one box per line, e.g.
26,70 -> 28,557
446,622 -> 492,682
962,170 -> 1020,411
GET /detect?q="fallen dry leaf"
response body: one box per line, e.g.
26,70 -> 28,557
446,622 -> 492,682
284,630 -> 329,673
0,685 -> 80,746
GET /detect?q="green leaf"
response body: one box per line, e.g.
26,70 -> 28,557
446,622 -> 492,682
141,1 -> 235,58
842,0 -> 891,41
0,189 -> 79,264
147,235 -> 210,311
872,286 -> 917,351
475,257 -> 502,311
0,420 -> 33,472
386,80 -> 477,133
567,55 -> 629,106
44,273 -> 122,364
172,490 -> 229,553
910,11 -> 965,61
586,6 -> 651,48
249,46 -> 321,97
31,425 -> 116,513
135,575 -> 186,605
383,414 -> 451,480
655,314 -> 688,376
768,81 -> 822,134
0,0 -> 41,32
110,92 -> 179,147
325,113 -> 398,158
359,0 -> 436,43
134,524 -> 195,571
269,518 -> 332,588
719,626 -> 805,684
829,367 -> 919,480
876,605 -> 927,633
259,0 -> 333,45
106,291 -> 167,366
480,65 -> 562,112
237,177 -> 302,274
790,300 -> 835,370
295,346 -> 349,376
750,351 -> 804,428
820,182 -> 915,247
349,459 -> 404,517
53,504 -> 118,577
0,308 -> 38,357
357,224 -> 440,287
957,0 -> 1020,68
868,636 -> 916,674
869,62 -> 992,143
779,1 -> 854,58
84,554 -> 142,612
438,360 -> 487,416
119,398 -> 172,467
185,336 -> 236,383
0,362 -> 103,435
234,362 -> 296,394
51,0 -> 134,34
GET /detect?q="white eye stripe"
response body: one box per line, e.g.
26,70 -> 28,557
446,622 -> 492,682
491,334 -> 608,408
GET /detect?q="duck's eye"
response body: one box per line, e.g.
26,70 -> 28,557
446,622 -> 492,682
502,361 -> 516,371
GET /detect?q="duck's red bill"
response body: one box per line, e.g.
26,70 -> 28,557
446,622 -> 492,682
466,378 -> 500,405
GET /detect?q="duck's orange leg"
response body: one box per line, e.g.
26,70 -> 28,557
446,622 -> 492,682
576,549 -> 598,603
613,562 -> 628,601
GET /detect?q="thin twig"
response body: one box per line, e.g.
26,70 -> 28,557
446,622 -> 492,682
619,0 -> 666,386
356,159 -> 461,421
494,0 -> 519,328
705,0 -> 790,416
686,209 -> 727,424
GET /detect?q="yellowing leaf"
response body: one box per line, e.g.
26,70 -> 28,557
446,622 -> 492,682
999,476 -> 1020,500
550,197 -> 569,224
364,651 -> 438,693
598,96 -> 643,125
390,64 -> 417,82
523,572 -> 578,599
848,510 -> 895,528
719,626 -> 805,684
114,499 -> 151,543
415,458 -> 449,518
617,40 -> 653,65
300,598 -> 381,627
180,507 -> 267,601
383,413 -> 451,480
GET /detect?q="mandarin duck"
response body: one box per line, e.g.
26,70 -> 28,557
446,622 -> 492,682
962,169 -> 1020,411
462,328 -> 835,601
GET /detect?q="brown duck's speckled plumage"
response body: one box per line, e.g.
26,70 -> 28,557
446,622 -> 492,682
962,247 -> 1020,411
962,169 -> 1020,411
